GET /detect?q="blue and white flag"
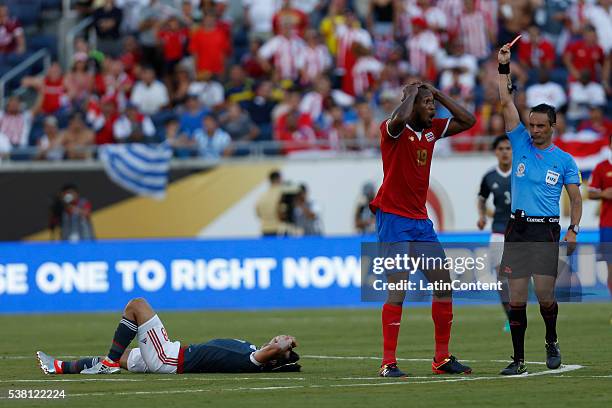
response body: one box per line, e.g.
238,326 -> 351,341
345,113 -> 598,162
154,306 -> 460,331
99,143 -> 172,199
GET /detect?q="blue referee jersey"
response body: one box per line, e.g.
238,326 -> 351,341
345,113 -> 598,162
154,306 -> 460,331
507,123 -> 580,216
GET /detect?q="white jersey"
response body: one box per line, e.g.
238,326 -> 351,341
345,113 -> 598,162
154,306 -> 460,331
299,44 -> 332,83
258,34 -> 306,80
406,30 -> 439,77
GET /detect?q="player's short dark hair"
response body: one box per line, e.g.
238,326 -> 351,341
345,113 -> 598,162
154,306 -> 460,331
492,134 -> 509,150
269,170 -> 281,183
529,103 -> 556,125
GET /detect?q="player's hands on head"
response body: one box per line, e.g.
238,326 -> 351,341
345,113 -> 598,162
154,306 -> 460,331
498,45 -> 511,64
401,82 -> 421,101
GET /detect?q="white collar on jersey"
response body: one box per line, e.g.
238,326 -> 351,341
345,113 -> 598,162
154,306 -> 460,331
496,165 -> 511,178
405,123 -> 422,141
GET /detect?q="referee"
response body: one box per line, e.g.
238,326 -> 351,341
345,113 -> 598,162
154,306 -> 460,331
497,43 -> 582,375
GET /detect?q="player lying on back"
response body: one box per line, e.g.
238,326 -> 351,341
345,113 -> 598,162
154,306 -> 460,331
36,297 -> 300,375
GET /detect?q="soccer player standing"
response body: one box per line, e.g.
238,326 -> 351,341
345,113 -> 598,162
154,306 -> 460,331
477,135 -> 512,328
370,82 -> 476,377
587,137 -> 612,304
497,43 -> 583,375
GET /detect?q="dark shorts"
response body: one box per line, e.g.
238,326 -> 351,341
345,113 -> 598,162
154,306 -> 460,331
500,219 -> 561,279
599,227 -> 612,263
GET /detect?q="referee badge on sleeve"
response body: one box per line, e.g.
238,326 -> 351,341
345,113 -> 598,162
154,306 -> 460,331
516,163 -> 526,177
546,170 -> 560,186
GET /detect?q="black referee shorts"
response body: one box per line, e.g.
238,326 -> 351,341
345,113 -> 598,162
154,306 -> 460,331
500,218 -> 561,279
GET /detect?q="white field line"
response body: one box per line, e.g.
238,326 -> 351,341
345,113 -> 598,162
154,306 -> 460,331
0,377 -> 305,383
0,355 -> 588,399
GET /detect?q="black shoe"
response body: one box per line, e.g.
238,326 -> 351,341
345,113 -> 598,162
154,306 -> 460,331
500,357 -> 527,375
379,362 -> 406,377
432,355 -> 472,374
545,341 -> 562,369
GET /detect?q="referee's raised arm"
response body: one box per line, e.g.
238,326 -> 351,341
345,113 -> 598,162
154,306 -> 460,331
497,44 -> 520,132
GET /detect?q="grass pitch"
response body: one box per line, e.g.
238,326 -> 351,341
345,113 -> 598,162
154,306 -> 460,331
1,303 -> 611,407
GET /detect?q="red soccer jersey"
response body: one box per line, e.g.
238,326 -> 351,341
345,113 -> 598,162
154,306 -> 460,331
589,159 -> 612,227
370,118 -> 451,219
563,40 -> 605,82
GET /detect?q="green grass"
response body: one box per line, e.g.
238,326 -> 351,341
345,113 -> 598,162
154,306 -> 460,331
1,303 -> 611,407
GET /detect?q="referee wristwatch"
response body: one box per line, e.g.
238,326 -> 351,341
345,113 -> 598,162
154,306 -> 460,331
568,225 -> 580,235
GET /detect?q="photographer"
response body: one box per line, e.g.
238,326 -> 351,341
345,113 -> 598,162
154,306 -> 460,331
50,184 -> 96,242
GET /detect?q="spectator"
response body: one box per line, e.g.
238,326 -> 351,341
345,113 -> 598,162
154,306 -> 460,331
53,184 -> 95,242
189,13 -> 231,77
130,66 -> 170,115
498,0 -> 536,46
171,64 -> 194,106
240,80 -> 277,141
21,62 -> 68,116
354,98 -> 379,146
335,10 -> 373,92
194,115 -> 232,159
92,0 -> 124,57
0,96 -> 32,154
578,105 -> 612,138
187,71 -> 225,110
119,36 -> 141,77
272,0 -> 308,37
274,97 -> 316,155
437,40 -> 479,95
65,53 -> 95,107
63,112 -> 95,159
319,0 -> 347,56
354,181 -> 376,234
293,184 -> 322,236
563,25 -> 608,84
241,38 -> 267,79
299,29 -> 332,86
300,76 -> 354,125
96,58 -> 133,111
517,25 -> 556,72
92,97 -> 119,145
405,17 -> 438,81
157,16 -> 189,83
219,102 -> 259,142
37,116 -> 65,161
585,0 -> 612,53
113,103 -> 157,143
0,5 -> 25,55
137,0 -> 176,74
350,44 -> 384,97
402,0 -> 448,38
224,65 -> 254,103
258,21 -> 307,82
242,0 -> 280,40
458,0 -> 493,61
179,93 -> 209,138
526,69 -> 567,110
255,170 -> 284,237
322,104 -> 355,150
567,70 -> 607,124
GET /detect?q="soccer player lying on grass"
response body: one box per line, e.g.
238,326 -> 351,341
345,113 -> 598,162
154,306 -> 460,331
36,297 -> 300,375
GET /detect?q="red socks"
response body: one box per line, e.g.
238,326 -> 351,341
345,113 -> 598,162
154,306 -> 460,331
381,303 -> 403,365
432,300 -> 453,362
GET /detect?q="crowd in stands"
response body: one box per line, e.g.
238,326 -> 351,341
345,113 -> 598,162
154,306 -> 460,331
0,0 -> 609,161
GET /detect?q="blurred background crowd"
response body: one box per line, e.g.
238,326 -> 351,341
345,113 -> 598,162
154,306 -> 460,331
0,0 -> 609,160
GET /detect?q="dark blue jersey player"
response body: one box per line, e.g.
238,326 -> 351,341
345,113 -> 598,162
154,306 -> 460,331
36,298 -> 300,375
